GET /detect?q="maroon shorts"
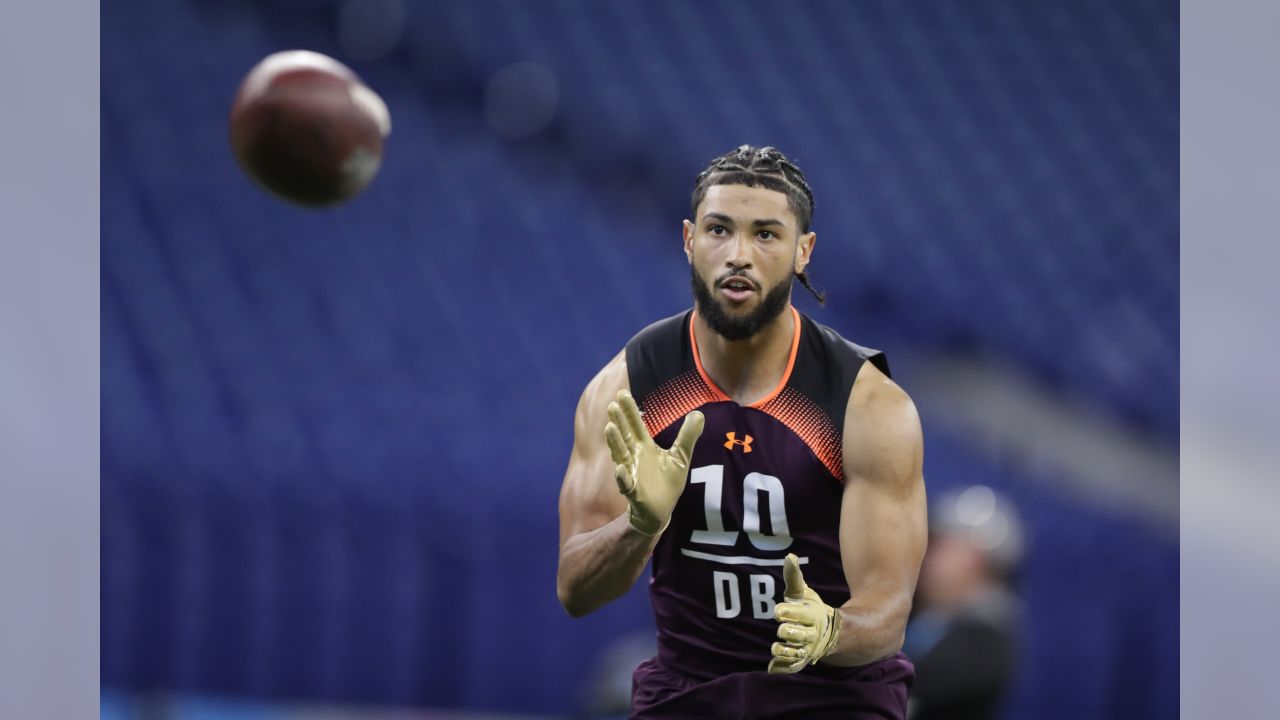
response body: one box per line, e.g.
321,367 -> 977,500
631,653 -> 913,719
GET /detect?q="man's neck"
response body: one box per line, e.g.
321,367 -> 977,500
692,304 -> 796,406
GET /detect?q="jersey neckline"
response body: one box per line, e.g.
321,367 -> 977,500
688,305 -> 802,409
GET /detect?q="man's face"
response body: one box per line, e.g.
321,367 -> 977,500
684,184 -> 815,340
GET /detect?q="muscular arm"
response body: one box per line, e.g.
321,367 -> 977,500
824,362 -> 928,666
555,352 -> 656,617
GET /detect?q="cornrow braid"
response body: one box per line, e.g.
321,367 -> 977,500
796,271 -> 827,306
690,145 -> 825,304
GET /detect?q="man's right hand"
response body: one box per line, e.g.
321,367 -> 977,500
605,389 -> 704,537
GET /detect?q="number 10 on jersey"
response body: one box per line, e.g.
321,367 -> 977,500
688,464 -> 793,550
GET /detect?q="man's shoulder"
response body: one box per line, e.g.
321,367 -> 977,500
581,310 -> 691,399
798,312 -> 891,380
577,350 -> 628,415
578,310 -> 694,420
626,309 -> 692,352
784,312 -> 892,431
841,358 -> 922,481
624,309 -> 694,397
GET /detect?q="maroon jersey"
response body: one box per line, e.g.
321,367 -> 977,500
625,307 -> 914,719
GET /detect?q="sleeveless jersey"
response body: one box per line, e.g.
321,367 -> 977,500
625,307 -> 912,696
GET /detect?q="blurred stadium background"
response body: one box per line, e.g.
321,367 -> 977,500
101,1 -> 1177,718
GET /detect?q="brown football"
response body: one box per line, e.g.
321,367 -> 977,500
229,50 -> 391,207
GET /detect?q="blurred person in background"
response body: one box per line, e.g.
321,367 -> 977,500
903,486 -> 1023,720
556,145 -> 927,719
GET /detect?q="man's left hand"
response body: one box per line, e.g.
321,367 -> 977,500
768,553 -> 842,674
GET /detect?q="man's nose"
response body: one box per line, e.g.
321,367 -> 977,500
726,233 -> 753,269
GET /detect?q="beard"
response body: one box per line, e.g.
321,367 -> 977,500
691,265 -> 792,341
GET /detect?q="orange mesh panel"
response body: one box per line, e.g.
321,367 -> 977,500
757,386 -> 843,480
641,371 -> 721,437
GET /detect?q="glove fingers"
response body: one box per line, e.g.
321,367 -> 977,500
775,602 -> 816,626
617,390 -> 649,444
668,411 -> 704,467
614,463 -> 635,496
607,401 -> 634,446
772,641 -> 807,658
605,422 -> 631,466
768,620 -> 811,673
777,623 -> 817,644
767,657 -> 803,675
782,553 -> 809,601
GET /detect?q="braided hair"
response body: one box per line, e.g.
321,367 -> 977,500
689,145 -> 826,305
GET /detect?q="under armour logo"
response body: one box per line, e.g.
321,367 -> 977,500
724,432 -> 754,453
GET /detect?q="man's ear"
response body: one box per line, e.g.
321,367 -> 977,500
795,231 -> 816,274
683,219 -> 696,264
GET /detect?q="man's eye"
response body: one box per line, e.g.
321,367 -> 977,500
708,225 -> 728,235
758,230 -> 776,240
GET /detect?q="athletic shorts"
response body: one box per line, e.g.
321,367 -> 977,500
630,653 -> 913,719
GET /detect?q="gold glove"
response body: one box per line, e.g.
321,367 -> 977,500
768,553 -> 842,674
605,389 -> 704,537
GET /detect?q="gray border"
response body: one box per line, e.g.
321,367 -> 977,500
8,0 -> 1279,715
0,1 -> 99,716
1183,0 -> 1280,716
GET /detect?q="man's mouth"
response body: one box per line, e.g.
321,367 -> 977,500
719,276 -> 757,302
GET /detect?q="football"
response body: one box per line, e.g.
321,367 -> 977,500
229,50 -> 391,207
